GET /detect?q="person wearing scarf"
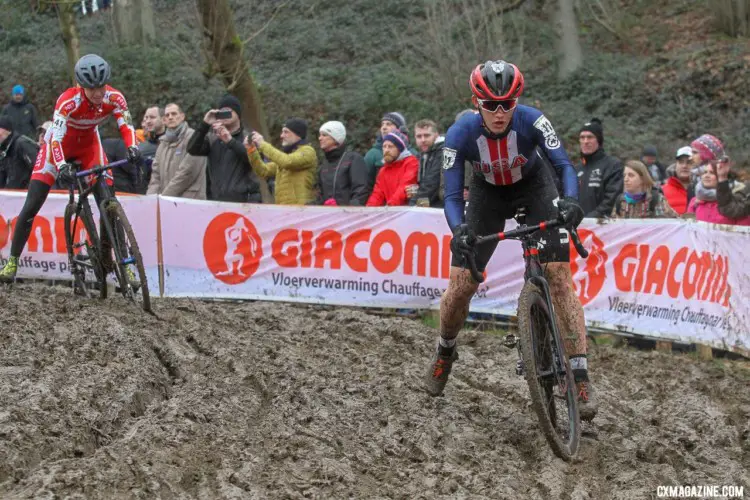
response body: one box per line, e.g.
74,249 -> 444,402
612,160 -> 676,218
245,118 -> 317,205
688,164 -> 750,226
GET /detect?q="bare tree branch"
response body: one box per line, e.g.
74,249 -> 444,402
242,0 -> 291,44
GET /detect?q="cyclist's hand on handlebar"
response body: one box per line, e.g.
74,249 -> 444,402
127,146 -> 142,164
57,162 -> 76,186
557,196 -> 584,228
450,224 -> 477,259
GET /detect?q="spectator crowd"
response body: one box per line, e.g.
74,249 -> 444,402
1,83 -> 749,226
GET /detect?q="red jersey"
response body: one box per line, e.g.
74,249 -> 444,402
45,85 -> 136,168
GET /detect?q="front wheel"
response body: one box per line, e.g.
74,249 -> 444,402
517,281 -> 580,461
100,200 -> 151,312
64,200 -> 106,298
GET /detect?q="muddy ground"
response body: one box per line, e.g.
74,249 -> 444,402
1,283 -> 748,499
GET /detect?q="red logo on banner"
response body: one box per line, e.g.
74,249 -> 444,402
569,228 -> 608,306
203,213 -> 263,284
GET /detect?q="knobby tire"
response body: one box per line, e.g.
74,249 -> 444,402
101,200 -> 151,312
517,281 -> 580,461
64,200 -> 106,298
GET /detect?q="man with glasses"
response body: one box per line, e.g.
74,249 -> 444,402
425,59 -> 597,421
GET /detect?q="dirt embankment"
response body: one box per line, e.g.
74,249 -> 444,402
1,283 -> 748,499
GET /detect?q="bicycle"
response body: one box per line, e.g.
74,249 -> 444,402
63,158 -> 151,312
465,209 -> 589,461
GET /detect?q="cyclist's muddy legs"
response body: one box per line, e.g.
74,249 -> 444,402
439,267 -> 479,339
545,262 -> 587,356
9,180 -> 52,257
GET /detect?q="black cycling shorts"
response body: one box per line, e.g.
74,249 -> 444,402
452,165 -> 570,271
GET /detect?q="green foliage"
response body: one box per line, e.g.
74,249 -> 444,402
0,0 -> 747,170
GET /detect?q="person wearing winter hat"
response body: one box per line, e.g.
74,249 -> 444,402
315,120 -> 369,206
1,84 -> 39,140
641,144 -> 666,186
575,117 -> 623,218
366,129 -> 418,207
246,117 -> 317,205
364,111 -> 418,190
187,94 -> 263,203
691,134 -> 724,166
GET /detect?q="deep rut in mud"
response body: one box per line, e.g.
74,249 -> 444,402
1,283 -> 748,499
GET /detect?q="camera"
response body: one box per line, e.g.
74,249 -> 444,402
214,110 -> 233,120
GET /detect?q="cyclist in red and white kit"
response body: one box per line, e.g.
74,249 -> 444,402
0,54 -> 140,283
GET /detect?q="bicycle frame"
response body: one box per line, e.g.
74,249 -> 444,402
67,158 -> 131,205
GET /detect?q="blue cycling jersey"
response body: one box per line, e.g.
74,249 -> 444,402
442,105 -> 578,230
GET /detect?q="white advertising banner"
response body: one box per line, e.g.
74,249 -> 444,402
159,197 -> 749,353
4,190 -> 748,354
0,191 -> 159,286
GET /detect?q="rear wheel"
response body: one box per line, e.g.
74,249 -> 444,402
100,200 -> 151,312
517,281 -> 580,461
64,200 -> 106,298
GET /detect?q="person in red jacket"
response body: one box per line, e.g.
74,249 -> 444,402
662,146 -> 695,215
366,130 -> 418,207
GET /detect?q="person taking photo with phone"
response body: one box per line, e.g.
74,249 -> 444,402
187,94 -> 262,203
715,154 -> 750,222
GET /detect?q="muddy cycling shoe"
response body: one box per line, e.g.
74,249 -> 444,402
0,257 -> 19,284
577,380 -> 598,421
125,266 -> 141,292
425,345 -> 458,396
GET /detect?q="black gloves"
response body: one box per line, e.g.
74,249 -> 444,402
450,223 -> 477,260
127,146 -> 142,164
557,196 -> 584,228
57,162 -> 76,185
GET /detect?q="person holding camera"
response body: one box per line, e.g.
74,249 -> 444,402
186,94 -> 262,203
716,155 -> 750,222
244,118 -> 317,205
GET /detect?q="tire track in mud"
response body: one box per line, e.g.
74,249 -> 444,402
1,283 -> 749,499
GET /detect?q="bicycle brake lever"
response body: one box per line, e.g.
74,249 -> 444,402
569,227 -> 589,259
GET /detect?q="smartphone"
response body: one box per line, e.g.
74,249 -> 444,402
215,110 -> 233,120
719,155 -> 730,164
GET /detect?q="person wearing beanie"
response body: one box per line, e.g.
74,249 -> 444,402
691,134 -> 724,166
575,117 -> 623,218
187,95 -> 263,203
364,111 -> 418,191
641,144 -> 666,186
0,113 -> 40,189
315,120 -> 369,206
246,117 -> 317,205
1,83 -> 39,140
366,129 -> 418,207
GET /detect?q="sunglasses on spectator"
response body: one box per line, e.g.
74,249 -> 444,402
478,98 -> 517,113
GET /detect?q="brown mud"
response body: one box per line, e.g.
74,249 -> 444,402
1,283 -> 748,499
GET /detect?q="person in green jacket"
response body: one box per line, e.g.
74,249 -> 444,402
245,118 -> 317,205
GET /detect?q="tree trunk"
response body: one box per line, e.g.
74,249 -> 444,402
557,0 -> 583,79
196,0 -> 272,203
714,0 -> 750,37
56,1 -> 81,86
113,0 -> 156,45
